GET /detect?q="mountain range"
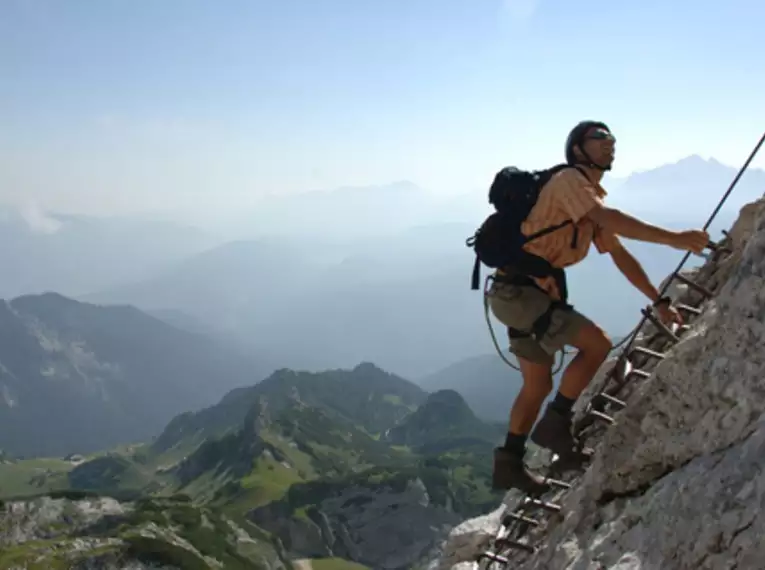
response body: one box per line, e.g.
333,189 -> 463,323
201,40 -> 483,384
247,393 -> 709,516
1,362 -> 511,569
0,155 -> 759,462
218,155 -> 765,240
77,156 -> 764,378
0,290 -> 515,464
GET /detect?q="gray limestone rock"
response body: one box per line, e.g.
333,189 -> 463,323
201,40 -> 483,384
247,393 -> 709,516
253,477 -> 463,570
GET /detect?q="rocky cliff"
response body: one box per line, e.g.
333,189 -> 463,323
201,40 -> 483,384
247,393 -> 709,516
429,196 -> 765,570
251,476 -> 460,569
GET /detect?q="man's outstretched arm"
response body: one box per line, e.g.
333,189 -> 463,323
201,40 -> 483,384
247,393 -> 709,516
552,170 -> 709,253
607,241 -> 661,303
585,205 -> 709,253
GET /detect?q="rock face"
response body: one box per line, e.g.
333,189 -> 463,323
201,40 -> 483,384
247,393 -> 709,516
251,477 -> 462,570
428,196 -> 765,570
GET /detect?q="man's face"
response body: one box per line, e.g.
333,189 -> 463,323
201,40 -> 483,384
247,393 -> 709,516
580,127 -> 616,170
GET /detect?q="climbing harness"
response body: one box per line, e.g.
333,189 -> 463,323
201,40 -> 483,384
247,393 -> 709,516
476,129 -> 765,567
483,275 -> 569,375
483,270 -> 641,375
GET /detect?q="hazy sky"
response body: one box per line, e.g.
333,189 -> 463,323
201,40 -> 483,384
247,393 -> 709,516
1,0 -> 763,223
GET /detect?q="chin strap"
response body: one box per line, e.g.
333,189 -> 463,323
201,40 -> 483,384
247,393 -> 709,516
576,147 -> 611,171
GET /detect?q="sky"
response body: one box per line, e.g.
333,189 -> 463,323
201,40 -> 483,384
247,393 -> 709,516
1,0 -> 763,224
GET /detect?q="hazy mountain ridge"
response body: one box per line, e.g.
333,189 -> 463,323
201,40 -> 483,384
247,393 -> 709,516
610,155 -> 765,216
0,206 -> 221,299
80,157 -> 762,378
0,292 -> 273,458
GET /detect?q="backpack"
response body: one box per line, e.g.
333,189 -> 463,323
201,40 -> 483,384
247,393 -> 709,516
466,163 -> 583,295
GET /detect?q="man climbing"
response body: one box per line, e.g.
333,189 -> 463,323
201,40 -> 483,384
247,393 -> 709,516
488,120 -> 710,493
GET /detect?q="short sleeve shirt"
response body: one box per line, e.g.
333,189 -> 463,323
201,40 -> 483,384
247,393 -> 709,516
517,167 -> 621,298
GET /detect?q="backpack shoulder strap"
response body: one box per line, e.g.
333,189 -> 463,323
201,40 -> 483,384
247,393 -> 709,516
535,163 -> 574,189
523,164 -> 581,242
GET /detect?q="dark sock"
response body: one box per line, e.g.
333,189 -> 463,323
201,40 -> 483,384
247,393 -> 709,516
550,391 -> 576,414
503,432 -> 527,456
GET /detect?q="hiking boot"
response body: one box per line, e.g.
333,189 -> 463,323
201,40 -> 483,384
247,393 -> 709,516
492,447 -> 551,495
530,404 -> 594,467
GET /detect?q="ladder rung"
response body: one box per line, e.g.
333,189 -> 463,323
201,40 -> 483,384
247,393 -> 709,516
544,477 -> 572,490
676,303 -> 702,315
630,346 -> 666,360
523,497 -> 561,513
495,537 -> 536,554
594,392 -> 626,409
673,273 -> 714,298
477,551 -> 509,565
503,512 -> 540,527
706,240 -> 732,254
588,409 -> 615,424
640,308 -> 680,343
626,368 -> 651,380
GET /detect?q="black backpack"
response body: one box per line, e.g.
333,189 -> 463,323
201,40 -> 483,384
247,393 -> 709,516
466,163 -> 583,295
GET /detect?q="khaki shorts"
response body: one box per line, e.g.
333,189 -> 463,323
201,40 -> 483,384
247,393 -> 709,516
487,280 -> 593,366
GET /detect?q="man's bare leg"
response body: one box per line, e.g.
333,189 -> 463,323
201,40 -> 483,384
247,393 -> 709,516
508,357 -> 553,435
492,353 -> 555,494
553,319 -> 612,407
530,318 -> 612,462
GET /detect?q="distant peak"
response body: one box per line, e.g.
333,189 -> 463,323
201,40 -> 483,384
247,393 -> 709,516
353,361 -> 386,373
624,153 -> 732,182
425,389 -> 471,408
11,291 -> 75,306
675,154 -> 709,166
671,154 -> 733,170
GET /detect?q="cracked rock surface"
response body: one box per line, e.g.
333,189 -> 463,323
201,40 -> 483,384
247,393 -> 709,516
430,197 -> 765,570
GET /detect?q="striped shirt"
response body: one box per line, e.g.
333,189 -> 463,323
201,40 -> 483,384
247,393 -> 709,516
501,167 -> 621,299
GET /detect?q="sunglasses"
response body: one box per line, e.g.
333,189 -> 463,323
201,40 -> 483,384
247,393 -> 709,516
583,128 -> 616,142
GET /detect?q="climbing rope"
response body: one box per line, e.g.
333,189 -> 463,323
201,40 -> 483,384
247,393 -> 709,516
484,129 -> 765,374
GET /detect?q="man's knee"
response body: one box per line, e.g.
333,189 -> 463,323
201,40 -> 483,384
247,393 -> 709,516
569,318 -> 612,362
539,308 -> 611,360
